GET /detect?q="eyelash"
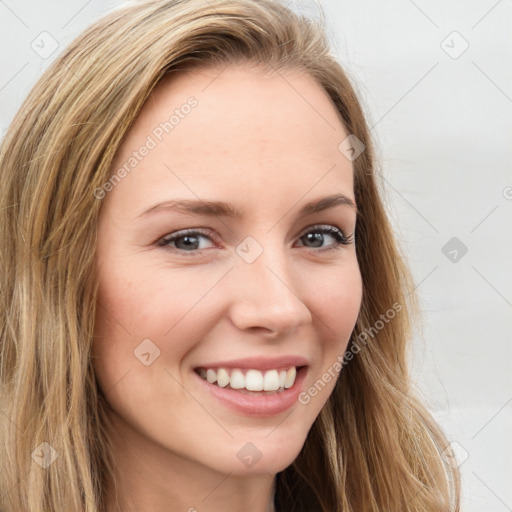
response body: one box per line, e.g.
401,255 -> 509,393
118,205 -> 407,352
157,225 -> 354,256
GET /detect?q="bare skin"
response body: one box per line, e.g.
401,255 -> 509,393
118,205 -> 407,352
92,61 -> 362,512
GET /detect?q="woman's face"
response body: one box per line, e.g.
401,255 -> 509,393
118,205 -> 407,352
93,62 -> 362,478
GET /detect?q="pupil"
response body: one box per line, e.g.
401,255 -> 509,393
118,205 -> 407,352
306,233 -> 323,248
178,235 -> 198,250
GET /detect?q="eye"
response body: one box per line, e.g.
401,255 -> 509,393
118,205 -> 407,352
157,228 -> 214,254
157,225 -> 354,255
295,225 -> 354,252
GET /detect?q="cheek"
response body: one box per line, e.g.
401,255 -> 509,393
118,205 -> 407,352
91,264 -> 203,434
294,266 -> 361,414
95,258 -> 198,338
92,258 -> 219,386
307,259 -> 362,340
92,259 -> 164,389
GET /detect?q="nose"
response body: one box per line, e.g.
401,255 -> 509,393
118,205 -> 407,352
226,241 -> 312,337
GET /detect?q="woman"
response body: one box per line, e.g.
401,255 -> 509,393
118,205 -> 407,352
0,0 -> 461,510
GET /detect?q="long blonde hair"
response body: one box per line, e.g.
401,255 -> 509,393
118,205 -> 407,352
0,0 -> 460,510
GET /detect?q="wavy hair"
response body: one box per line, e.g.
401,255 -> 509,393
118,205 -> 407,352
0,0 -> 460,510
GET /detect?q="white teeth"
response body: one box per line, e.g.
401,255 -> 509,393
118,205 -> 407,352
206,369 -> 217,384
230,369 -> 245,389
197,366 -> 299,392
216,368 -> 230,388
263,370 -> 280,391
284,367 -> 296,389
245,369 -> 263,391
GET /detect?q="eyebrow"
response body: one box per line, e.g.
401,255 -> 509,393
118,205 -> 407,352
137,193 -> 358,219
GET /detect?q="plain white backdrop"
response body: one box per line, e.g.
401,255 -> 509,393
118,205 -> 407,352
1,1 -> 511,510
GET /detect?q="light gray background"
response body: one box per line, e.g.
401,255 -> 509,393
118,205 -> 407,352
1,1 -> 511,510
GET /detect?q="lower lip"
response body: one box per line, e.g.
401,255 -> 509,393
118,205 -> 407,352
194,367 -> 308,417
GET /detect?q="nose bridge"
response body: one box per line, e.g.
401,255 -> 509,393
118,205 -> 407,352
228,233 -> 312,333
237,232 -> 293,293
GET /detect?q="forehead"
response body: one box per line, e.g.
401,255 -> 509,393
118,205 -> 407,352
106,62 -> 354,216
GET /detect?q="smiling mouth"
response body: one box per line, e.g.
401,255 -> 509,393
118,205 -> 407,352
193,365 -> 307,393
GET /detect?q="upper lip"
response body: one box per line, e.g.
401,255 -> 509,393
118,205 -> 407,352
194,355 -> 309,371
